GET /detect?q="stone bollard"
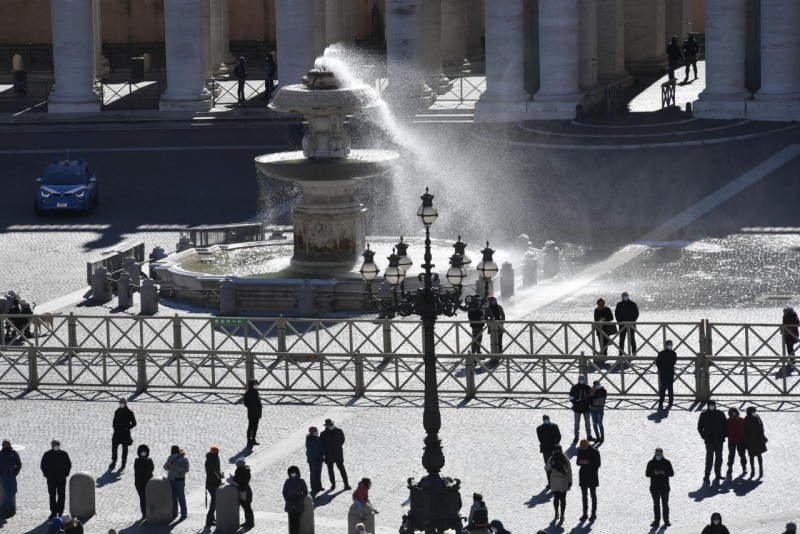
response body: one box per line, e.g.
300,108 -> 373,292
69,472 -> 95,518
123,256 -> 141,285
142,52 -> 152,72
91,267 -> 112,303
150,246 -> 167,262
215,485 -> 241,533
499,262 -> 514,298
299,494 -> 314,534
348,502 -> 375,533
522,250 -> 538,287
145,477 -> 173,523
12,54 -> 23,72
176,236 -> 194,252
140,279 -> 159,315
118,272 -> 133,308
219,279 -> 237,316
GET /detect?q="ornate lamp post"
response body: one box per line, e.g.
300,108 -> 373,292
475,242 -> 498,299
360,188 -> 482,533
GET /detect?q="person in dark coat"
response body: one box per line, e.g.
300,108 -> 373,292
666,35 -> 683,80
536,415 -> 561,487
0,439 -> 22,517
576,439 -> 600,521
488,520 -> 511,534
111,397 -> 136,470
783,306 -> 799,358
262,54 -> 276,101
646,447 -> 673,528
40,439 -> 72,519
468,299 -> 485,355
725,408 -> 747,476
784,521 -> 797,534
701,512 -> 730,534
233,457 -> 254,528
593,298 -> 616,362
741,406 -> 767,478
305,427 -> 325,494
682,33 -> 700,82
484,296 -> 505,353
133,444 -> 153,520
697,400 -> 727,482
569,374 -> 593,443
283,465 -> 308,534
243,379 -> 262,447
320,418 -> 350,490
589,380 -> 607,442
234,57 -> 247,105
204,446 -> 223,527
614,291 -> 639,355
656,340 -> 677,410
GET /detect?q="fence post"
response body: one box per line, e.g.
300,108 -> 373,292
579,351 -> 588,378
703,319 -> 713,356
488,319 -> 500,366
465,352 -> 476,399
354,350 -> 365,396
694,352 -> 711,402
67,313 -> 78,348
27,345 -> 39,390
277,315 -> 287,353
245,350 -> 255,386
381,317 -> 392,365
136,349 -> 147,394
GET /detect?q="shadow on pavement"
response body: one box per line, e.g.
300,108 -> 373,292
688,479 -> 723,501
647,409 -> 669,423
731,476 -> 762,496
96,469 -> 122,488
228,446 -> 253,464
312,487 -> 346,508
525,487 -> 552,508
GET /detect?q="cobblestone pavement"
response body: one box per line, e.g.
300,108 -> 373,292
0,392 -> 797,533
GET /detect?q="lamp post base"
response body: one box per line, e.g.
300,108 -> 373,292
407,476 -> 462,533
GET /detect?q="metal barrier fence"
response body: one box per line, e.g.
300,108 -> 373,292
187,223 -> 266,247
661,80 -> 677,108
0,80 -> 52,113
1,315 -> 797,398
100,81 -> 163,110
605,80 -> 625,112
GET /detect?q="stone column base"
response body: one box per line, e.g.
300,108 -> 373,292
48,95 -> 101,113
580,83 -> 606,113
746,99 -> 800,121
693,94 -> 748,119
474,96 -> 530,123
525,99 -> 582,120
159,95 -> 213,111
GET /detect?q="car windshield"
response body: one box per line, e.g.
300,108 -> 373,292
43,167 -> 85,186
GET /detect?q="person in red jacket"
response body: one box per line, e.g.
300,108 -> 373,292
725,407 -> 746,476
352,478 -> 379,520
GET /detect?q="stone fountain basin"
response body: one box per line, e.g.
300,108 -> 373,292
269,82 -> 380,114
255,149 -> 398,182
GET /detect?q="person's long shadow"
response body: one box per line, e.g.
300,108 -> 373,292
545,521 -> 565,534
95,469 -> 123,488
525,487 -> 552,508
313,487 -> 346,508
228,446 -> 253,464
732,476 -> 762,496
567,521 -> 594,533
688,479 -> 722,502
647,409 -> 669,424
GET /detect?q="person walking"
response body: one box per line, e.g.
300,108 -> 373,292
0,439 -> 21,517
569,374 -> 593,443
614,291 -> 639,356
536,415 -> 561,487
262,54 -> 276,101
232,458 -> 254,528
468,298 -> 485,355
163,445 -> 189,520
283,465 -> 308,534
593,298 -> 616,364
666,35 -> 683,80
697,400 -> 727,483
40,440 -> 72,519
725,408 -> 747,477
783,306 -> 799,358
701,512 -> 730,534
133,444 -> 153,521
589,380 -> 606,442
545,445 -> 572,523
645,447 -> 673,528
204,446 -> 223,527
656,340 -> 677,410
305,426 -> 325,495
321,418 -> 350,490
741,406 -> 767,478
234,57 -> 247,105
682,33 -> 700,82
484,296 -> 506,354
243,379 -> 262,447
576,439 -> 600,522
110,398 -> 136,471
352,478 -> 379,519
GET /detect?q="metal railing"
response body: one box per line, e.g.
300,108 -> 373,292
0,79 -> 52,113
1,315 -> 797,398
661,80 -> 677,108
209,78 -> 270,106
99,80 -> 163,110
187,223 -> 266,247
605,80 -> 625,112
424,75 -> 485,106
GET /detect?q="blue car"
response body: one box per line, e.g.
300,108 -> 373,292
35,160 -> 98,214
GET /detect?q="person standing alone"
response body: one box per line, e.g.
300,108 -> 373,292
783,306 -> 799,358
320,419 -> 350,490
40,439 -> 72,520
234,57 -> 247,106
536,415 -> 561,488
243,379 -> 262,447
576,439 -> 600,522
614,291 -> 639,356
0,440 -> 21,517
111,398 -> 137,471
697,400 -> 727,483
134,444 -> 153,521
666,35 -> 683,80
645,447 -> 673,528
656,341 -> 677,410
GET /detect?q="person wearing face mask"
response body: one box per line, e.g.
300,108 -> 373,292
645,447 -> 673,528
655,341 -> 677,411
134,444 -> 154,521
593,298 -> 617,366
305,426 -> 325,495
283,465 -> 308,534
40,440 -> 72,520
536,415 -> 561,488
243,379 -> 263,447
614,291 -> 639,356
233,458 -> 254,528
569,374 -> 593,443
488,519 -> 511,534
576,439 -> 600,522
0,439 -> 22,517
110,398 -> 136,471
589,381 -> 606,443
320,419 -> 350,490
163,445 -> 189,520
545,445 -> 572,523
701,512 -> 730,534
204,446 -> 223,527
741,406 -> 767,478
697,400 -> 727,483
725,408 -> 747,477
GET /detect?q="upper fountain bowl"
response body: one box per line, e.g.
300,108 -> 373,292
269,65 -> 379,115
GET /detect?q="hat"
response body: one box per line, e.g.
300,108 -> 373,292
309,426 -> 318,434
61,513 -> 73,525
51,439 -> 61,447
324,418 -> 334,426
209,446 -> 219,453
235,457 -> 246,467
